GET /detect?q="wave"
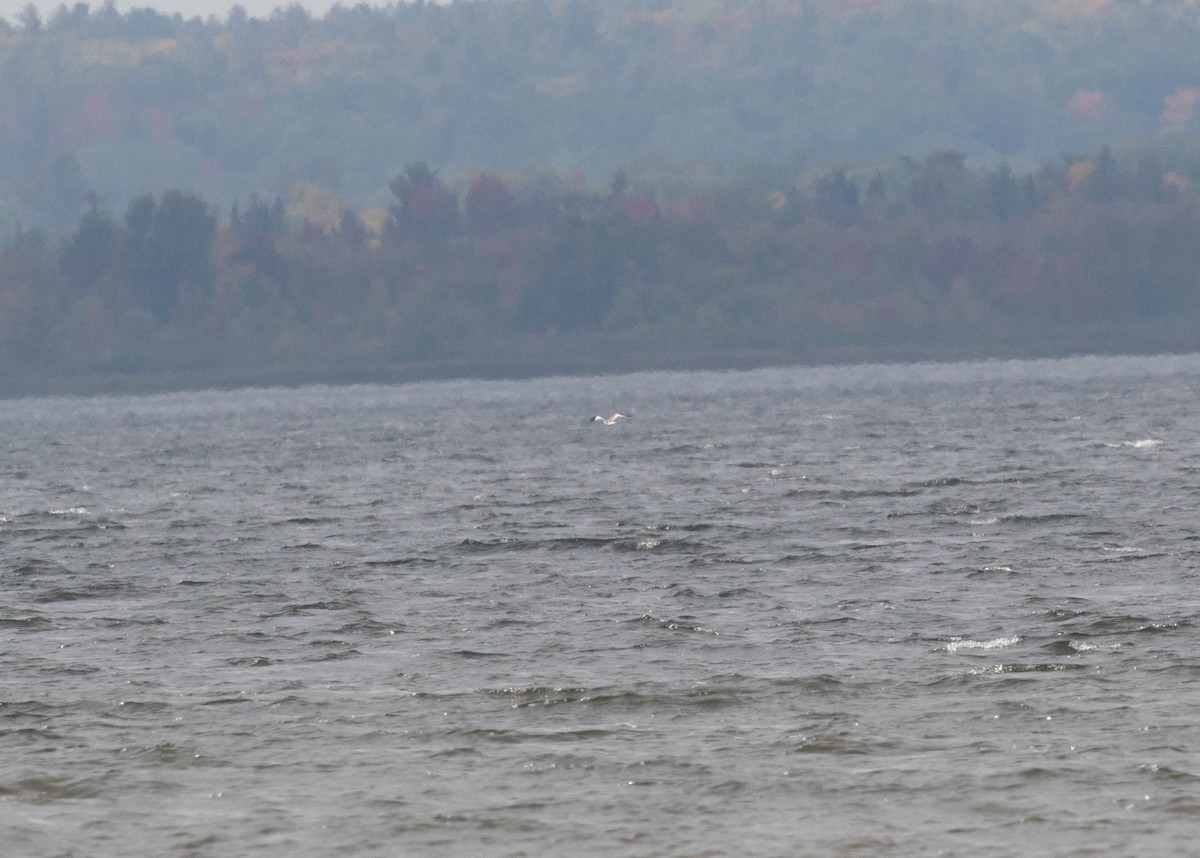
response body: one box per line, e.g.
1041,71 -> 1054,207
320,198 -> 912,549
943,635 -> 1020,653
625,613 -> 723,635
967,565 -> 1021,578
449,535 -> 716,555
0,615 -> 54,630
364,556 -> 439,566
963,662 -> 1083,675
414,684 -> 745,714
1040,639 -> 1100,655
979,512 -> 1090,526
1099,438 -> 1164,449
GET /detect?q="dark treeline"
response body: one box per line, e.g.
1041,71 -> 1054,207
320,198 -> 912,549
6,144 -> 1200,392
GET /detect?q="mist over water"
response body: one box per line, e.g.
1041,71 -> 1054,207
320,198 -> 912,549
4,354 -> 1200,856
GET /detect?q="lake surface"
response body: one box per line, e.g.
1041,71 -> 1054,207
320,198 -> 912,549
4,354 -> 1200,856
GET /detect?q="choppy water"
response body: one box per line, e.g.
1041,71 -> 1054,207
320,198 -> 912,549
4,354 -> 1200,856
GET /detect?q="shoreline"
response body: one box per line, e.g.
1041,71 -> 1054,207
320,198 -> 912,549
5,327 -> 1198,400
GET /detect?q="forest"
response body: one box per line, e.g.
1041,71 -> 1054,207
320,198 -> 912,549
4,0 -> 1200,392
3,0 -> 1200,232
5,142 -> 1200,394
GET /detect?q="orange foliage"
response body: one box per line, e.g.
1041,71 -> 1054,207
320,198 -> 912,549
1066,159 -> 1096,190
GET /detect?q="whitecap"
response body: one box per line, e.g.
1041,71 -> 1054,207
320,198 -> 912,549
1068,640 -> 1097,652
969,517 -> 1000,526
1123,439 -> 1162,449
50,507 -> 88,516
944,635 -> 1020,654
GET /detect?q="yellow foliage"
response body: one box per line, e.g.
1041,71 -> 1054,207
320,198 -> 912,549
75,36 -> 177,66
360,208 -> 388,237
286,183 -> 345,232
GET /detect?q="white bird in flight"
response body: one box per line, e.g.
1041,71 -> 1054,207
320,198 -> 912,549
591,413 -> 628,425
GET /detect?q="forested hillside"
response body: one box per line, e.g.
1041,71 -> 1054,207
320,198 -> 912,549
7,144 -> 1200,394
3,0 -> 1200,233
5,0 -> 1200,392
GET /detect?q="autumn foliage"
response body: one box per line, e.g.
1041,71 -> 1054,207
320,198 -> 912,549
4,147 -> 1200,392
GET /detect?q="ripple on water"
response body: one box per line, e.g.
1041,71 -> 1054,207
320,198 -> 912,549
3,357 -> 1200,856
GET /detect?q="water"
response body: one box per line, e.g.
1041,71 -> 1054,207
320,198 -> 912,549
3,354 -> 1200,856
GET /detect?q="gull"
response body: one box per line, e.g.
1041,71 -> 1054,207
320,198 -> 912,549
590,413 -> 628,426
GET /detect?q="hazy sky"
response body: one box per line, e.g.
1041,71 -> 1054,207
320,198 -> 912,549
0,0 -> 347,23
